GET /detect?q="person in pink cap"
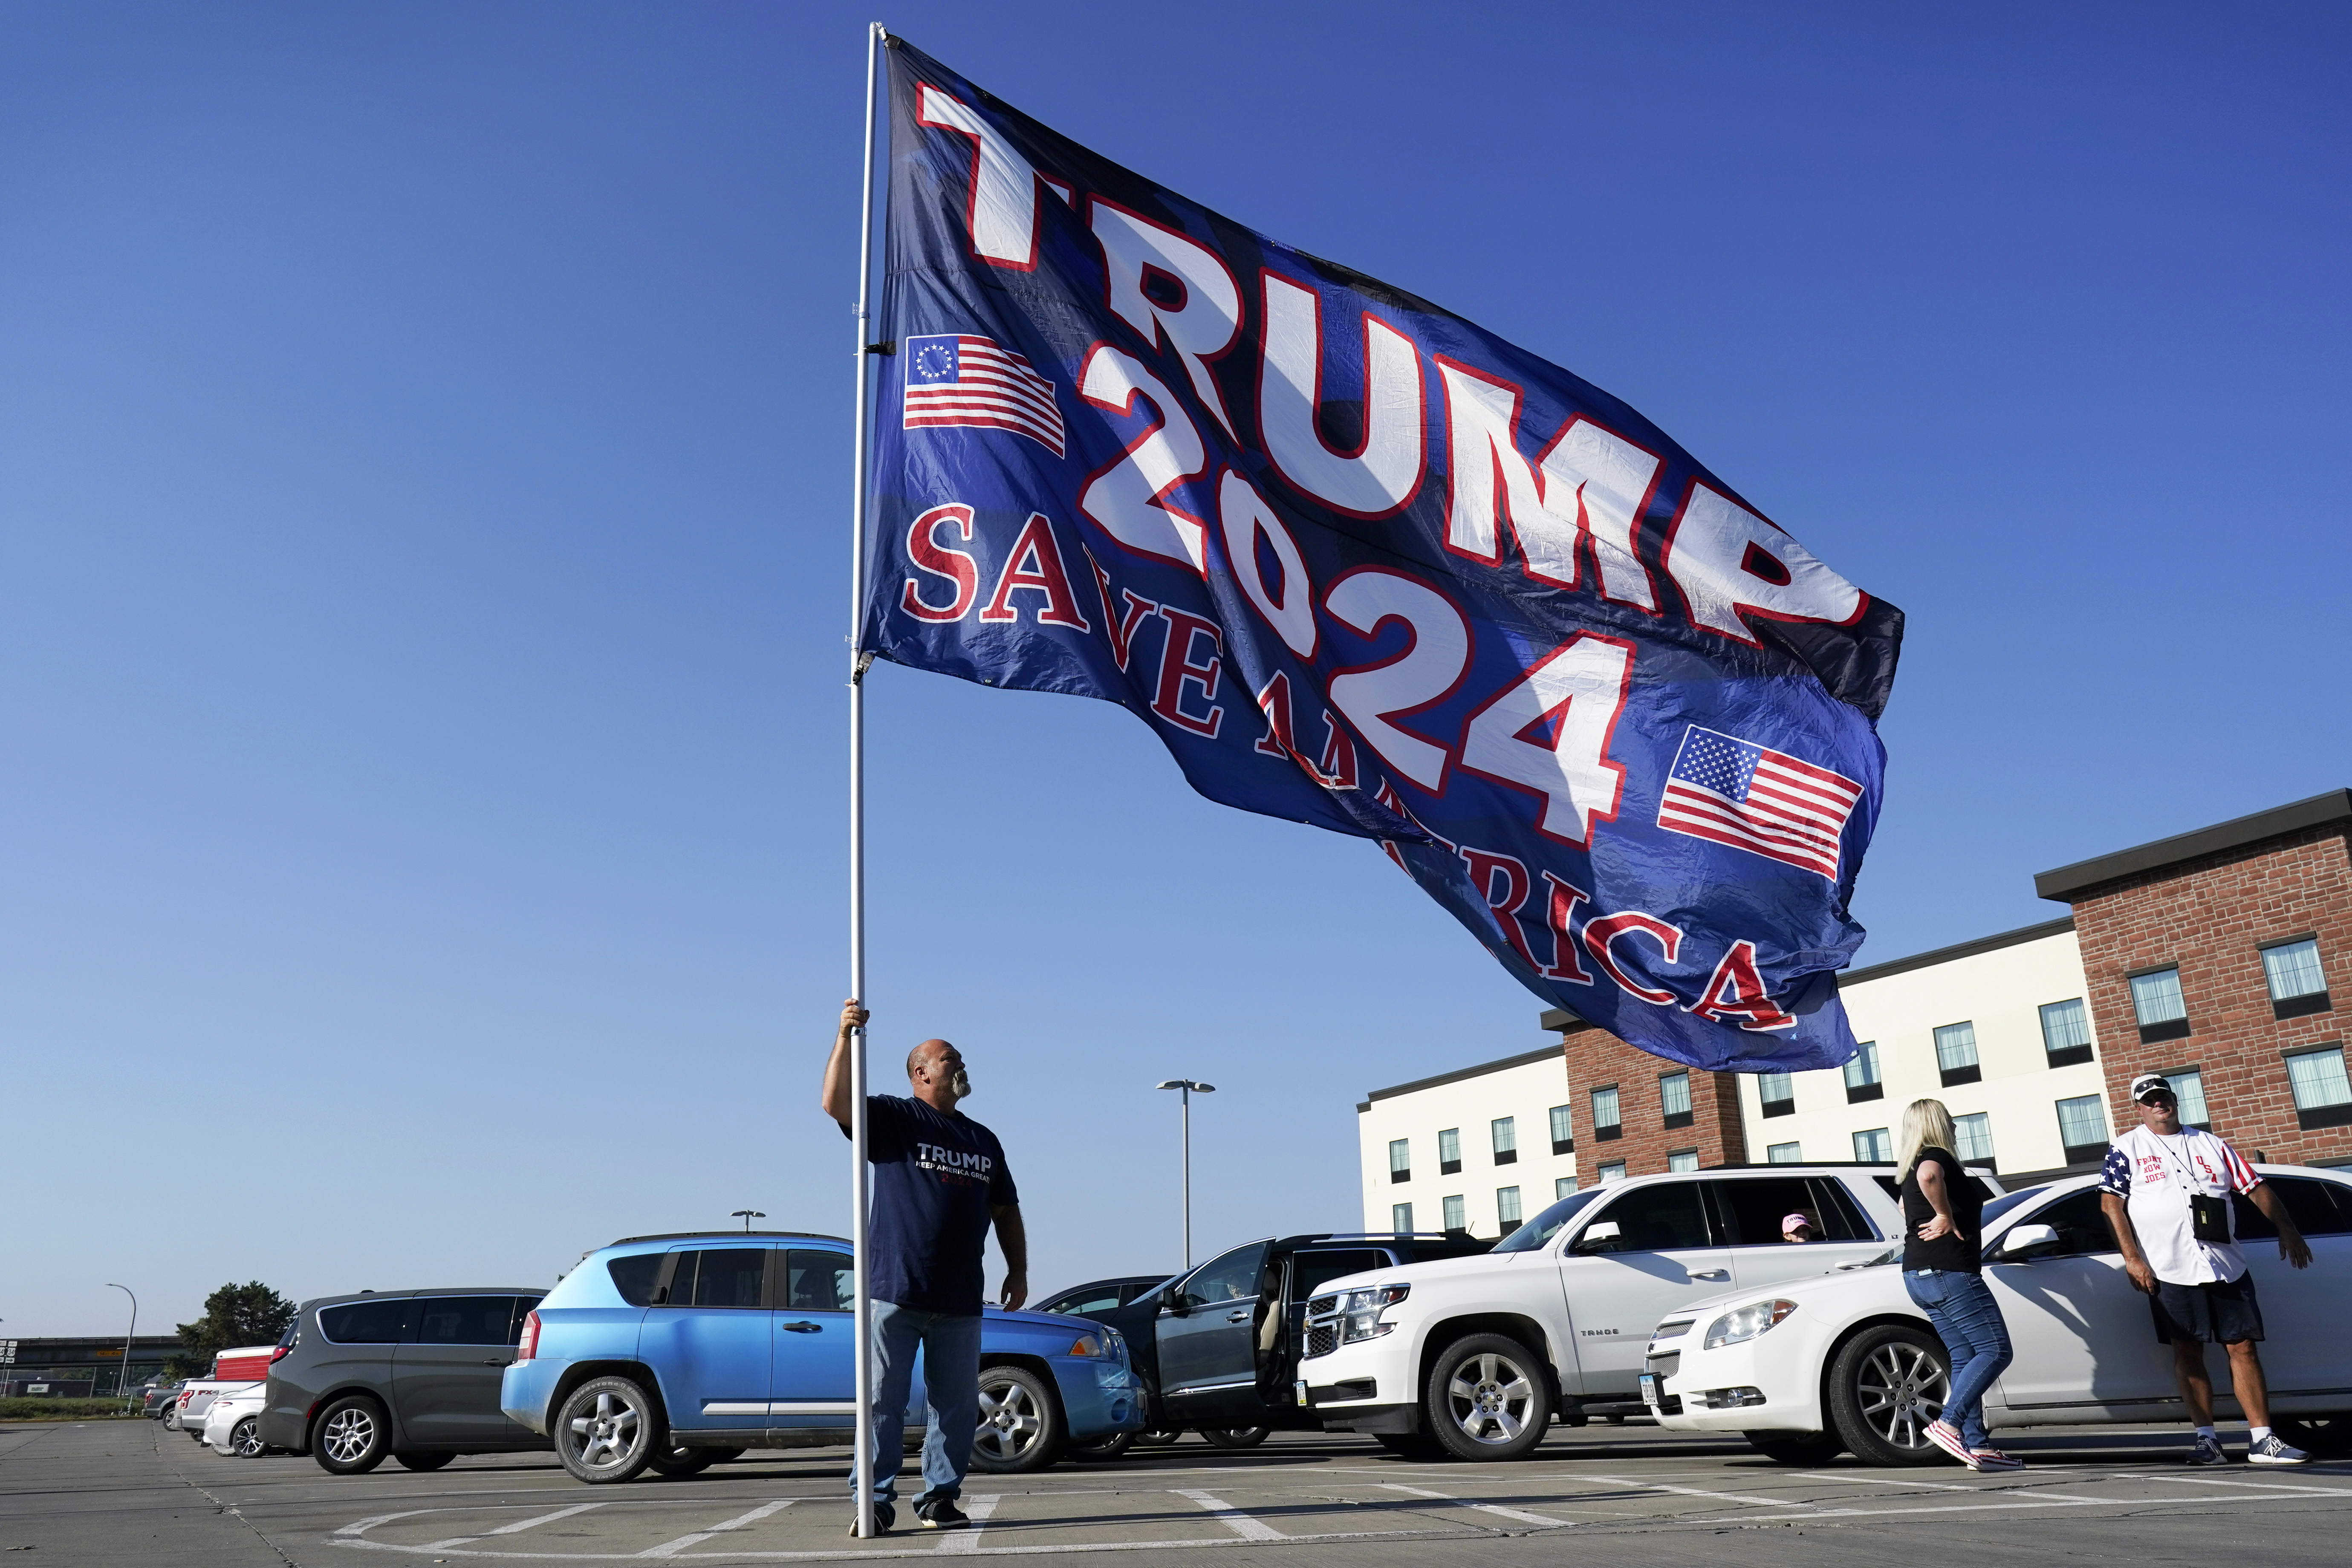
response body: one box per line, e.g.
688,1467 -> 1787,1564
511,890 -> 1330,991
1781,1213 -> 1819,1243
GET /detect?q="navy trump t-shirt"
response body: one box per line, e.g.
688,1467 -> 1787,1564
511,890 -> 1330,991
841,1095 -> 1017,1315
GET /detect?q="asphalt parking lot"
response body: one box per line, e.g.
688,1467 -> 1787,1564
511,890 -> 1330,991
11,1418 -> 2352,1566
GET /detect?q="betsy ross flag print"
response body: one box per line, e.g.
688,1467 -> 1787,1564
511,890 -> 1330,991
903,333 -> 1066,456
1656,727 -> 1863,881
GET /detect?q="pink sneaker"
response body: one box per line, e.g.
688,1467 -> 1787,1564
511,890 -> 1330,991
1969,1447 -> 2024,1471
1923,1420 -> 1976,1467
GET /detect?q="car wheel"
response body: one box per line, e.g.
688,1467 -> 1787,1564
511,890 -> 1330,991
395,1451 -> 455,1471
2273,1413 -> 2352,1458
1199,1427 -> 1269,1450
1424,1333 -> 1552,1461
1132,1427 -> 1185,1446
646,1444 -> 718,1477
313,1396 -> 393,1475
556,1376 -> 662,1484
969,1366 -> 1065,1473
1067,1432 -> 1137,1460
1372,1431 -> 1447,1461
229,1418 -> 267,1458
1744,1430 -> 1843,1465
1826,1324 -> 1952,1467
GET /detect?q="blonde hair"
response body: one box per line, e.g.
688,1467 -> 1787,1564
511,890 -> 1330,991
1895,1098 -> 1958,1183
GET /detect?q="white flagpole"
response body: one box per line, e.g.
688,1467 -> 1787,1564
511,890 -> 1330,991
847,17 -> 885,1542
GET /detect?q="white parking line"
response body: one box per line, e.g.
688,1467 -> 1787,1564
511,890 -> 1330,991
1173,1489 -> 1286,1541
1376,1482 -> 1572,1528
1543,1472 -> 1812,1509
636,1499 -> 794,1557
419,1502 -> 610,1550
2169,1475 -> 2352,1497
935,1494 -> 1001,1552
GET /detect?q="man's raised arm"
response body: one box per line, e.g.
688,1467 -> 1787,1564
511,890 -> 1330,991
823,998 -> 868,1126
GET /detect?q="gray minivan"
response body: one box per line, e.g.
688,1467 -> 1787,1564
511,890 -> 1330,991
257,1288 -> 549,1473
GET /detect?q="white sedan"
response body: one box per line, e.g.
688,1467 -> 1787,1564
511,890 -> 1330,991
1649,1164 -> 2352,1465
202,1386 -> 272,1458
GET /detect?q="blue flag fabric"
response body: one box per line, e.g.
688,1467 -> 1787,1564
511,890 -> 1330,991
861,39 -> 1901,1074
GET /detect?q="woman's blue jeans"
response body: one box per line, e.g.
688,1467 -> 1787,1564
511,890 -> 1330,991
1903,1268 -> 2014,1450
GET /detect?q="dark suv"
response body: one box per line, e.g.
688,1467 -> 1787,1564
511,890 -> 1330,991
1081,1232 -> 1491,1440
257,1288 -> 549,1473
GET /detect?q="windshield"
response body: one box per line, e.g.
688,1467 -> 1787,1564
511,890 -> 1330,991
1495,1188 -> 1605,1253
1980,1185 -> 2051,1228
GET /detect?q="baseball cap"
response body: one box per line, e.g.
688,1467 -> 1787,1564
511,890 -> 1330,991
2130,1073 -> 2174,1104
1780,1213 -> 1815,1233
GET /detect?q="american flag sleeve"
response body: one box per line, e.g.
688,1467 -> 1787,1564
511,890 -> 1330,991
2098,1146 -> 2131,1196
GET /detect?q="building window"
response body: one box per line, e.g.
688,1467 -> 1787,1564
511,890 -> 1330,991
1953,1112 -> 1994,1166
1766,1141 -> 1801,1164
1758,1071 -> 1795,1118
2263,938 -> 2332,1020
1660,1071 -> 1694,1130
1491,1116 -> 1518,1165
1391,1202 -> 1413,1232
2130,967 -> 2191,1043
1844,1040 -> 1884,1103
1438,1127 -> 1461,1175
2055,1094 -> 2110,1164
1549,1104 -> 1574,1155
2285,1046 -> 2352,1131
1555,1176 -> 1579,1200
1597,1161 -> 1627,1184
1388,1138 -> 1411,1184
2039,998 -> 2095,1067
1441,1194 -> 1467,1232
1933,1022 -> 1981,1087
1853,1127 -> 1892,1163
1592,1085 -> 1622,1141
1497,1186 -> 1523,1228
2167,1067 -> 2210,1130
1666,1150 -> 1699,1173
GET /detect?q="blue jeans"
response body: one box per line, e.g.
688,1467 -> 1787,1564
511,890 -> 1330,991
1904,1269 -> 2013,1450
850,1301 -> 981,1507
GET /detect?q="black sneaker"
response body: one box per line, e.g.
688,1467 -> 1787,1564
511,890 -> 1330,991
2185,1434 -> 2228,1467
916,1498 -> 971,1530
847,1502 -> 896,1536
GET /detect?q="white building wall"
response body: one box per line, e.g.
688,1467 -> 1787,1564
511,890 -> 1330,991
1357,1052 -> 1578,1239
1355,923 -> 2116,1214
1737,926 -> 2109,1175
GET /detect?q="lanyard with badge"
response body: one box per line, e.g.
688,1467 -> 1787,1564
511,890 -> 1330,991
2151,1130 -> 2233,1244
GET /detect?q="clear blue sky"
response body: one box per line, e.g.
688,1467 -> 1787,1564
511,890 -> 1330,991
4,2 -> 2345,1337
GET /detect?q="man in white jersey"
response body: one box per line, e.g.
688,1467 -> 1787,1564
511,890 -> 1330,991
2100,1072 -> 2313,1466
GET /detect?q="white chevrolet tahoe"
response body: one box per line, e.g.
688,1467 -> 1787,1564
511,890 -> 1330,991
1298,1165 -> 1994,1460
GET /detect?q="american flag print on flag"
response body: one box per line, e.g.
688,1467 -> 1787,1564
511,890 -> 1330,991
1656,727 -> 1863,882
903,333 -> 1066,456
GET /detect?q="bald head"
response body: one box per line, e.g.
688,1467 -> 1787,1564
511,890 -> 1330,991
904,1038 -> 971,1110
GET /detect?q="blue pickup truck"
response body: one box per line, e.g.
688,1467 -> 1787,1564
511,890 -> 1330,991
503,1229 -> 1144,1482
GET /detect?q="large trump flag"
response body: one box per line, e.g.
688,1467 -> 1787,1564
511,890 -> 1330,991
859,39 -> 1902,1074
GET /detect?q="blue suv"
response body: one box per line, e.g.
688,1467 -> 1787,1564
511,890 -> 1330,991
503,1230 -> 1143,1483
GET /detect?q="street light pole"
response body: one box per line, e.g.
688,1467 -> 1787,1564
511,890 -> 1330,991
1153,1080 -> 1215,1268
731,1210 -> 766,1234
105,1285 -> 136,1410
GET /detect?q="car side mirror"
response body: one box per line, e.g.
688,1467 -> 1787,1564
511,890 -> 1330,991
1998,1223 -> 2061,1260
1159,1292 -> 1189,1317
1574,1221 -> 1622,1253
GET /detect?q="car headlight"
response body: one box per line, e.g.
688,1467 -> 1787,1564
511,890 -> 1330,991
1702,1299 -> 1797,1349
1337,1284 -> 1410,1343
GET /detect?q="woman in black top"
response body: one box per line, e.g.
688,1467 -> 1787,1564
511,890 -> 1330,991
1896,1098 -> 2021,1472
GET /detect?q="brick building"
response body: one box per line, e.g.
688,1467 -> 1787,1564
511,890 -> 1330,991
1358,788 -> 2347,1229
2036,788 -> 2351,1165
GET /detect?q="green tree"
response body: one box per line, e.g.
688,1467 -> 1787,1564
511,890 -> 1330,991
166,1282 -> 296,1379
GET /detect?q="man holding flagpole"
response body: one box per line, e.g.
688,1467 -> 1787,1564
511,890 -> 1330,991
824,999 -> 1026,1533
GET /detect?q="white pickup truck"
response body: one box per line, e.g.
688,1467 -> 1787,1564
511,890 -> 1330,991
1298,1164 -> 1993,1459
